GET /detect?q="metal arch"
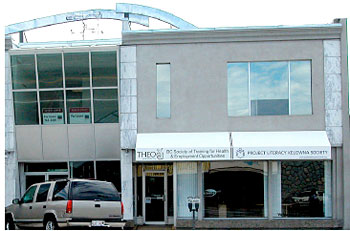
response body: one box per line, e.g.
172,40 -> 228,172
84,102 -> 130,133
5,9 -> 149,35
116,3 -> 197,29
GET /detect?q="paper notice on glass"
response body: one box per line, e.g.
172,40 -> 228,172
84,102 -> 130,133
69,107 -> 91,124
42,108 -> 64,125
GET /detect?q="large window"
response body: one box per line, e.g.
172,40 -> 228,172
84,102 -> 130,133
37,53 -> 63,88
13,92 -> 39,125
40,91 -> 64,125
64,52 -> 90,88
202,161 -> 267,218
177,162 -> 198,218
11,55 -> 36,89
93,89 -> 119,123
96,161 -> 121,191
227,61 -> 312,116
279,161 -> 331,217
11,49 -> 119,125
69,161 -> 94,179
157,64 -> 171,118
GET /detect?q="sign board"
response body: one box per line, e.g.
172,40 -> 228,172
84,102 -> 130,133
136,147 -> 230,162
42,108 -> 64,125
135,131 -> 331,161
232,147 -> 331,160
69,107 -> 91,124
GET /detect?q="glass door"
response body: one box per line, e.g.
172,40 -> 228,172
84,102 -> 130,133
144,171 -> 167,224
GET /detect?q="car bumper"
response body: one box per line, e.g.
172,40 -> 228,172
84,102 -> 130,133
58,218 -> 125,228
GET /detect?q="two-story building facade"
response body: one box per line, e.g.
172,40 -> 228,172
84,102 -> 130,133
5,4 -> 349,229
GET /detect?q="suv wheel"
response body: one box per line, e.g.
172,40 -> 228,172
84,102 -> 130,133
5,216 -> 15,230
44,217 -> 58,230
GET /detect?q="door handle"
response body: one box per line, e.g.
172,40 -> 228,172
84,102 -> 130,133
29,206 -> 32,209
95,204 -> 101,208
43,205 -> 46,209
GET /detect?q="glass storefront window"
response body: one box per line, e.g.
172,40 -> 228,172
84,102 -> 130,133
64,52 -> 90,88
280,161 -> 331,217
69,161 -> 94,179
92,51 -> 118,87
96,161 -> 121,191
13,92 -> 39,125
202,161 -> 267,218
66,90 -> 91,124
11,55 -> 36,89
37,53 -> 63,88
177,162 -> 198,218
93,89 -> 119,123
40,91 -> 65,125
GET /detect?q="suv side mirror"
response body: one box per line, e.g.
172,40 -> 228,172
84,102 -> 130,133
12,198 -> 20,204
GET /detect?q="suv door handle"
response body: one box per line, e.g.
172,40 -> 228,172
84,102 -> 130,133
29,206 -> 32,209
43,205 -> 46,208
95,204 -> 101,208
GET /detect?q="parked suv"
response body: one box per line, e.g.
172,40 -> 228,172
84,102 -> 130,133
5,179 -> 125,230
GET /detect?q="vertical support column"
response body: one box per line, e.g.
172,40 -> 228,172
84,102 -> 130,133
121,149 -> 134,220
120,45 -> 137,221
5,36 -> 20,205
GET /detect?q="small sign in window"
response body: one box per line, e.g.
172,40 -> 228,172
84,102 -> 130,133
42,108 -> 64,125
69,107 -> 91,124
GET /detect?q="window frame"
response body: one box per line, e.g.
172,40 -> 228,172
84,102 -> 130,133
10,47 -> 120,126
227,60 -> 313,117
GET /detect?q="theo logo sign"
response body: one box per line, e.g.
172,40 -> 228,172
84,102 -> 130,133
235,148 -> 245,159
137,149 -> 164,160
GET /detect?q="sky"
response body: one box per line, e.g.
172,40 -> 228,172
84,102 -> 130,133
2,0 -> 350,42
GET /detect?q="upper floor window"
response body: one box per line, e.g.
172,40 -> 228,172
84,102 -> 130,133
11,50 -> 119,125
157,63 -> 171,118
227,61 -> 312,117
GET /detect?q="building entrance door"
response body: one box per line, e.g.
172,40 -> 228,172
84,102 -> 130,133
143,170 -> 167,224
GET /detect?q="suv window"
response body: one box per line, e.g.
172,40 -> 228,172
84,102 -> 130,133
53,181 -> 69,201
22,185 -> 37,203
36,183 -> 51,202
71,181 -> 120,201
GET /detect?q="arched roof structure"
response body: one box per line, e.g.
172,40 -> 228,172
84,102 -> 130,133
5,3 -> 197,35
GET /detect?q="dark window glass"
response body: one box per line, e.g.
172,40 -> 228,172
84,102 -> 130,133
11,55 -> 36,89
96,161 -> 121,191
52,181 -> 69,201
66,90 -> 91,124
40,91 -> 64,125
71,181 -> 120,201
37,53 -> 63,88
13,92 -> 39,125
203,161 -> 266,217
251,99 -> 289,116
69,161 -> 94,179
36,183 -> 51,202
24,162 -> 68,172
22,185 -> 37,203
281,161 -> 325,217
25,175 -> 45,189
93,89 -> 119,123
92,51 -> 118,87
64,52 -> 90,88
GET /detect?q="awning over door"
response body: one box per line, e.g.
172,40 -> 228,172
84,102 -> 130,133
135,131 -> 331,162
231,131 -> 331,160
136,132 -> 231,162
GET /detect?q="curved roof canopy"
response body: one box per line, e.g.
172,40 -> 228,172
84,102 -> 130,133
5,3 -> 197,35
